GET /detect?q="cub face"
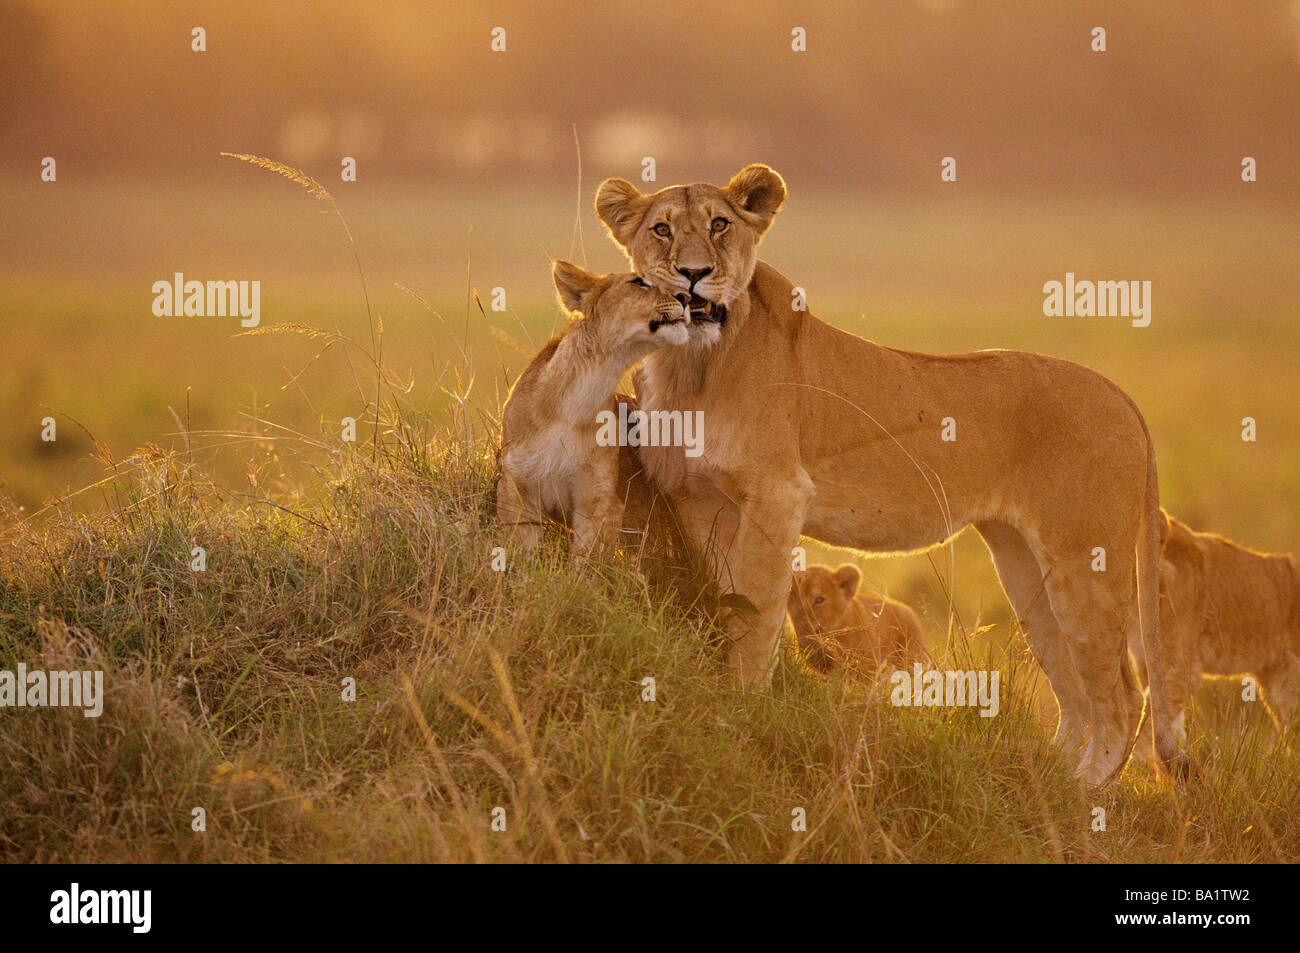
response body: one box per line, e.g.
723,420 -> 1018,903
594,164 -> 787,330
553,260 -> 692,350
788,563 -> 862,672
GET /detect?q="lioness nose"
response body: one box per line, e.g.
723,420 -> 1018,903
677,266 -> 712,284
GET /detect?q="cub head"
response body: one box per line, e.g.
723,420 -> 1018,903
594,163 -> 786,329
553,260 -> 692,351
788,563 -> 862,673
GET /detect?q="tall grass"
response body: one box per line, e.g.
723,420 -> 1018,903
2,406 -> 1298,862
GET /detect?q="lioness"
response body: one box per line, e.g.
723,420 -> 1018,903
596,164 -> 1184,784
497,261 -> 693,554
788,563 -> 929,676
1130,511 -> 1300,754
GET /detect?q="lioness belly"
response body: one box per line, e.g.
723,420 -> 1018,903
799,447 -> 990,553
802,494 -> 967,553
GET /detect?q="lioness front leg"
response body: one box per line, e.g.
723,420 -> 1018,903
571,496 -> 623,557
496,475 -> 544,550
720,481 -> 812,688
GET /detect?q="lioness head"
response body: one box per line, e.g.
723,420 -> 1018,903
553,260 -> 692,351
594,164 -> 787,330
788,563 -> 862,673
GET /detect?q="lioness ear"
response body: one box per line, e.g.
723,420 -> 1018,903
595,177 -> 648,249
553,259 -> 599,313
833,563 -> 862,600
725,163 -> 787,236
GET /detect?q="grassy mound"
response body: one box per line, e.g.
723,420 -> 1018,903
2,408 -> 1297,864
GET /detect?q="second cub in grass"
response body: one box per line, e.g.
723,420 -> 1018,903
788,563 -> 930,676
497,261 -> 690,554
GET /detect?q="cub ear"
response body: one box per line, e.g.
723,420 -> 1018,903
725,163 -> 787,236
553,260 -> 599,313
595,177 -> 648,249
832,563 -> 862,600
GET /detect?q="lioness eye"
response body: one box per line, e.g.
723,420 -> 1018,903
652,223 -> 671,238
710,217 -> 729,234
813,596 -> 825,605
629,277 -> 649,287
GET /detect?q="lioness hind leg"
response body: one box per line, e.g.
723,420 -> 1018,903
1044,565 -> 1145,786
977,521 -> 1091,759
1130,582 -> 1194,765
1130,687 -> 1186,767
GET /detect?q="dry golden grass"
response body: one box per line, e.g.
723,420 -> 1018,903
1,401 -> 1297,862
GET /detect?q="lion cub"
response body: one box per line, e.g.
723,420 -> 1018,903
1130,511 -> 1300,750
787,563 -> 929,676
497,261 -> 690,554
